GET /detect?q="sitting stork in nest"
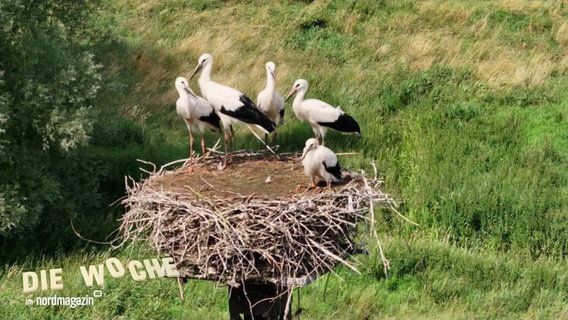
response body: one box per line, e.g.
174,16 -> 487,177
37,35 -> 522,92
297,138 -> 342,192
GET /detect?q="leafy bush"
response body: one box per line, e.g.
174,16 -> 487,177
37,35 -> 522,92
0,0 -> 104,246
0,14 -> 185,256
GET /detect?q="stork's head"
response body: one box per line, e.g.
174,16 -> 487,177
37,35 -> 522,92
285,79 -> 308,102
265,61 -> 276,79
175,76 -> 196,96
175,77 -> 189,91
190,53 -> 213,80
301,138 -> 319,160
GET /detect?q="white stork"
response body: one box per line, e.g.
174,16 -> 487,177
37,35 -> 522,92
257,61 -> 285,146
298,138 -> 342,191
175,76 -> 221,162
189,53 -> 276,169
285,79 -> 360,145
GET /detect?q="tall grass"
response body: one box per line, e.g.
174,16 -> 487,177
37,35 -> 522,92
0,248 -> 228,320
2,238 -> 566,319
366,66 -> 567,257
94,0 -> 568,259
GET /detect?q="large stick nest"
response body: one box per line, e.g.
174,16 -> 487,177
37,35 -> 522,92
117,152 -> 400,287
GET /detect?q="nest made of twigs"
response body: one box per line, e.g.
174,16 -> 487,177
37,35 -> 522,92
116,151 -> 401,288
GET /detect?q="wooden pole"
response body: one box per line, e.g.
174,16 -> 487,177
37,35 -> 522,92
228,282 -> 291,320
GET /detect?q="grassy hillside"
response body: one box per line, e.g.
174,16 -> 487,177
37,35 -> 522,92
105,0 -> 568,256
2,0 -> 567,319
1,237 -> 567,319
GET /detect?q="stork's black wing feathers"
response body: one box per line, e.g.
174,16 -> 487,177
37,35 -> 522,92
219,95 -> 276,133
323,161 -> 342,181
318,113 -> 361,135
239,94 -> 256,108
199,110 -> 221,132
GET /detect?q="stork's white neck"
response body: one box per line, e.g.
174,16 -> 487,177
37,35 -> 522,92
176,87 -> 191,119
176,87 -> 189,102
265,69 -> 276,91
176,86 -> 186,96
197,61 -> 213,95
292,87 -> 307,113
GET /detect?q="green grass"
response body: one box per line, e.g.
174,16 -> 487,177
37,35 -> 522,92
2,236 -> 567,319
0,248 -> 228,319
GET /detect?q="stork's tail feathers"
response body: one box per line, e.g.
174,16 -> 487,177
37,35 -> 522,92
200,111 -> 222,132
256,116 -> 277,133
219,95 -> 276,134
318,113 -> 361,136
323,162 -> 342,182
238,95 -> 276,133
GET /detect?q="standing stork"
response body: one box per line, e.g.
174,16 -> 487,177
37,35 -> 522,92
175,76 -> 221,163
298,138 -> 342,192
189,53 -> 276,169
285,79 -> 360,145
257,61 -> 285,146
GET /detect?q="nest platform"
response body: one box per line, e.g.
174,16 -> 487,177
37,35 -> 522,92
118,152 -> 397,288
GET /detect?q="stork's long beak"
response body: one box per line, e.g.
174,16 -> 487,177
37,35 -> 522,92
185,86 -> 197,97
189,63 -> 203,81
301,147 -> 308,161
285,87 -> 297,102
301,144 -> 313,161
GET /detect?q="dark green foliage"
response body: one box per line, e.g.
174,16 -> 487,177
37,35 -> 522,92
0,0 -> 174,261
286,17 -> 348,64
489,10 -> 532,32
184,0 -> 222,12
0,0 -> 100,239
379,66 -> 475,114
